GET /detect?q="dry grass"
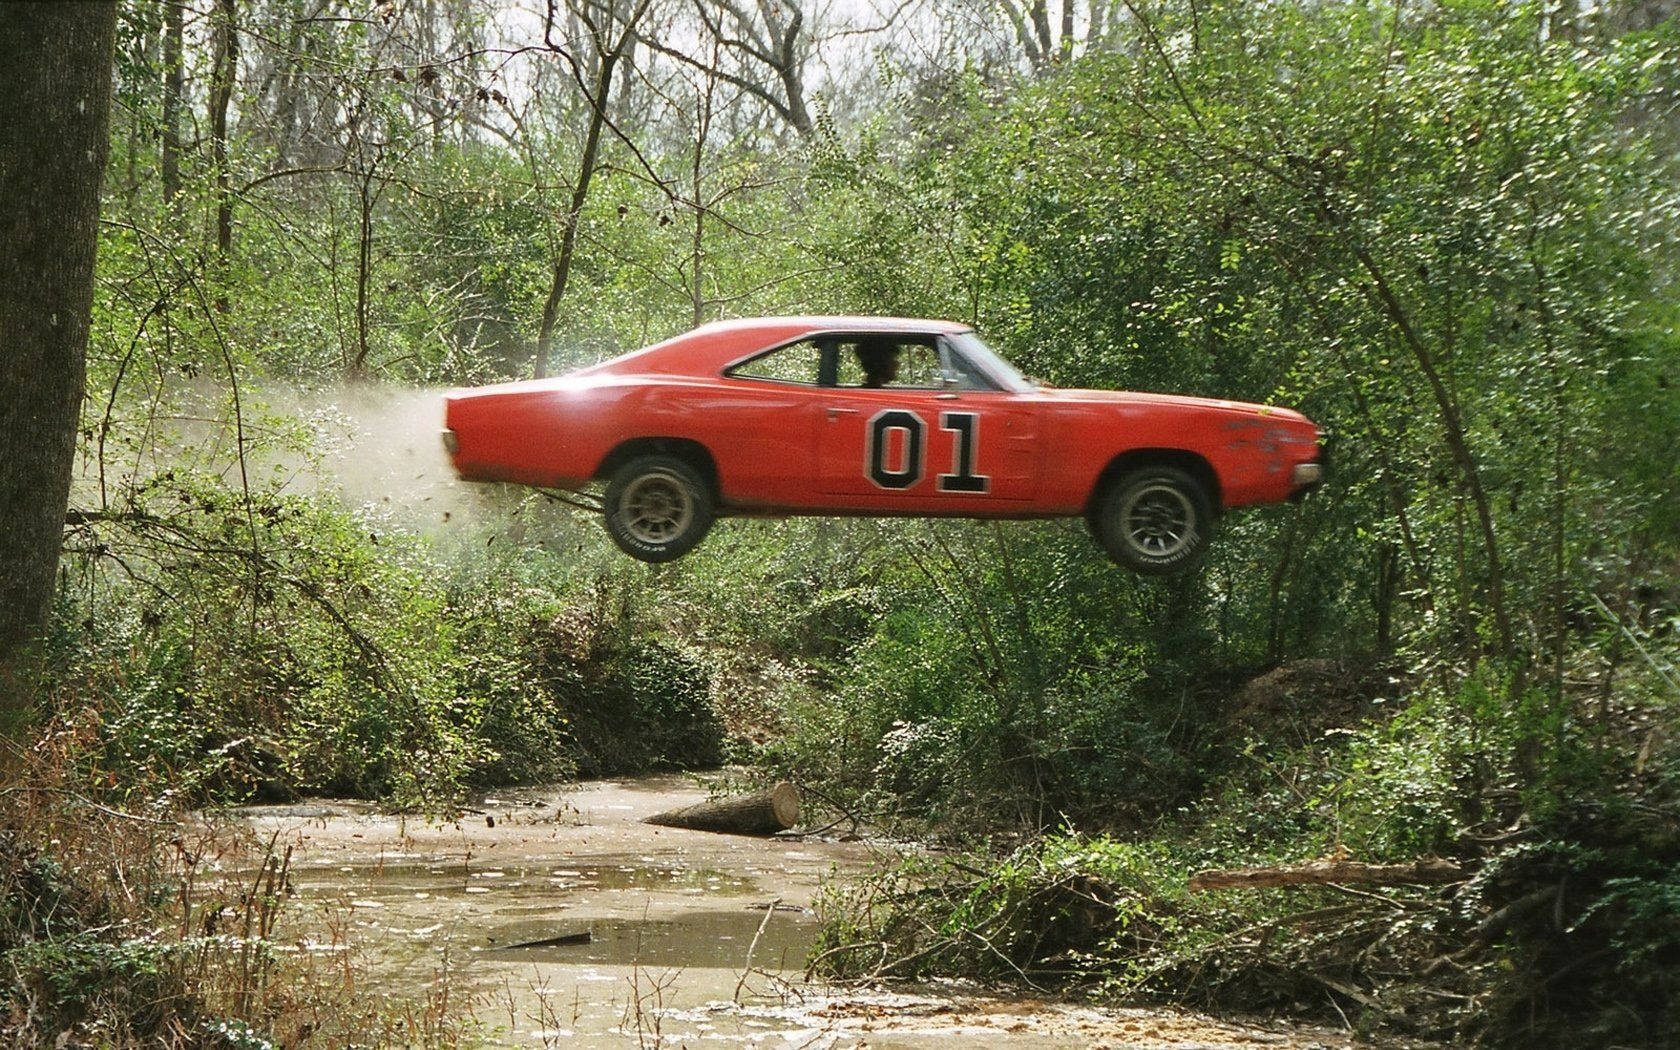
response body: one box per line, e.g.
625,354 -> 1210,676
0,712 -> 481,1048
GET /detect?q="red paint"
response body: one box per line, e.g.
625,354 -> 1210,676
444,317 -> 1322,519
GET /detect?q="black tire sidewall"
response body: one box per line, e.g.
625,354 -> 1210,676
603,455 -> 714,563
1097,467 -> 1211,575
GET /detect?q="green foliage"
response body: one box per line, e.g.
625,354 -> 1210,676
3,934 -> 178,1038
698,1 -> 1675,858
817,643 -> 1680,1045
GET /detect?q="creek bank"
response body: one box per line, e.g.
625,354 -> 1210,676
234,775 -> 1369,1047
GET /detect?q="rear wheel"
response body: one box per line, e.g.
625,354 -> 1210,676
1092,466 -> 1212,575
603,455 -> 714,563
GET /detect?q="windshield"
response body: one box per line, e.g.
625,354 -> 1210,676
946,331 -> 1034,393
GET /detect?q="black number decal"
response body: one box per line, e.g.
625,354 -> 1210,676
938,412 -> 989,493
867,410 -> 925,489
863,409 -> 991,494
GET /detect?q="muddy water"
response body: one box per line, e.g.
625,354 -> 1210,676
236,776 -> 1355,1048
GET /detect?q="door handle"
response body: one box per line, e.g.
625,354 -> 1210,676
826,407 -> 858,418
935,393 -> 960,401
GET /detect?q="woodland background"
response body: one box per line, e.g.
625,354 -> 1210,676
1,0 -> 1678,1045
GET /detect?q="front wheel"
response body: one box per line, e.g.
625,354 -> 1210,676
603,455 -> 714,563
1092,467 -> 1212,575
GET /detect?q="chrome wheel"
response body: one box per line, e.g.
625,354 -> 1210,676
621,471 -> 693,546
1092,465 -> 1212,576
1120,482 -> 1196,559
603,453 -> 715,563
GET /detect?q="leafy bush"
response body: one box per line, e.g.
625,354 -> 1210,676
47,476 -> 722,808
536,602 -> 720,776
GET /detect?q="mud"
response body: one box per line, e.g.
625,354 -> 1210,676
234,776 -> 1361,1047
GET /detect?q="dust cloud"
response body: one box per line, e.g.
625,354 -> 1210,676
82,377 -> 581,545
264,381 -> 502,534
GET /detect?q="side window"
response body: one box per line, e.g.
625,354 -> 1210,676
727,339 -> 823,385
941,343 -> 999,391
834,337 -> 944,389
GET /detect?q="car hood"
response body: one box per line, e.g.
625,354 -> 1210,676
1038,386 -> 1312,424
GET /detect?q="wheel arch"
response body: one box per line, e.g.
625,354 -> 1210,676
595,437 -> 720,496
1087,448 -> 1223,516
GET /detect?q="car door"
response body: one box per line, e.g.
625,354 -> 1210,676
816,335 -> 1037,509
708,337 -> 825,508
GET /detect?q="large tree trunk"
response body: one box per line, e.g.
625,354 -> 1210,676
644,783 -> 800,836
0,2 -> 119,715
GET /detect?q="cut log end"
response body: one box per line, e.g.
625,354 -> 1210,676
768,780 -> 800,828
644,781 -> 801,837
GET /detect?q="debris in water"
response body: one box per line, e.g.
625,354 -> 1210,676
494,931 -> 592,951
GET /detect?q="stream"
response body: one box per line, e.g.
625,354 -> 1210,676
235,775 -> 1356,1048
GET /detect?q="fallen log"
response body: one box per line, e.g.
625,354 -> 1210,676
644,782 -> 800,836
1188,857 -> 1466,892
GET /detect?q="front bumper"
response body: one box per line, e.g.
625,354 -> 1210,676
1289,440 -> 1328,499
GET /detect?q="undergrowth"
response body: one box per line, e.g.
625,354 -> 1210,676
812,644 -> 1680,1048
48,479 -> 722,810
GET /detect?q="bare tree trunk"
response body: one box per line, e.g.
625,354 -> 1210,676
1339,233 -> 1512,656
769,0 -> 813,134
1189,857 -> 1466,892
686,43 -> 720,328
533,59 -> 615,378
689,184 -> 706,327
1265,508 -> 1300,663
272,6 -> 309,166
161,0 -> 184,208
209,0 -> 239,290
642,0 -> 814,136
125,10 -> 158,203
534,0 -> 646,378
351,165 -> 376,375
1375,543 -> 1398,656
998,1 -> 1046,69
1029,1 -> 1054,59
0,1 -> 118,716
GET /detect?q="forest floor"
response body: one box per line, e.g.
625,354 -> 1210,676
228,776 -> 1400,1048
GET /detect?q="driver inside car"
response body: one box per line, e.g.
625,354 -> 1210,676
857,341 -> 900,388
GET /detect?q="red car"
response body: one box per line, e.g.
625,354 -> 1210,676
443,317 -> 1323,574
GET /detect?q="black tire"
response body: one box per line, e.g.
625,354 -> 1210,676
1091,466 -> 1213,576
603,454 -> 714,563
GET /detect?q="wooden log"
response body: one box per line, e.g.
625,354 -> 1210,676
643,782 -> 800,836
1188,857 -> 1466,892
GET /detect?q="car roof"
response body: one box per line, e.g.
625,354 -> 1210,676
694,316 -> 971,337
580,316 -> 973,378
